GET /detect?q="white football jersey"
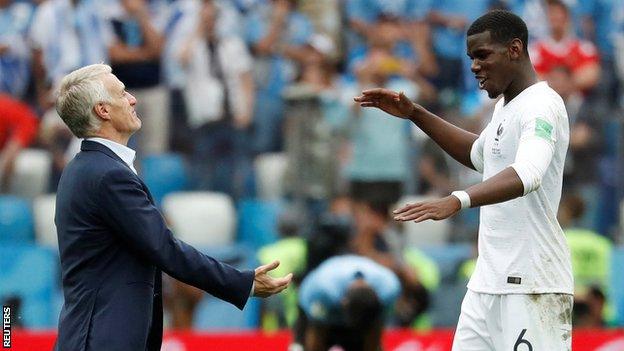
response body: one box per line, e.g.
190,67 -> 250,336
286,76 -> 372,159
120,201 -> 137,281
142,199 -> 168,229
467,81 -> 573,295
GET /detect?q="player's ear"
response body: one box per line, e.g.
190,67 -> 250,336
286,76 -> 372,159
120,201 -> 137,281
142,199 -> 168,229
508,38 -> 523,60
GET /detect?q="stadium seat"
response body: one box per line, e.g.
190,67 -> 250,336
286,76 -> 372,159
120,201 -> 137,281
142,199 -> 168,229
0,195 -> 34,243
8,148 -> 52,198
0,244 -> 59,328
254,153 -> 288,200
237,199 -> 284,249
140,153 -> 189,206
398,195 -> 452,246
162,191 -> 236,247
33,194 -> 58,248
610,246 -> 624,326
193,244 -> 261,330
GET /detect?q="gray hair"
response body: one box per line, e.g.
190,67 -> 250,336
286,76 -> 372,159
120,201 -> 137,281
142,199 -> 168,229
56,64 -> 113,138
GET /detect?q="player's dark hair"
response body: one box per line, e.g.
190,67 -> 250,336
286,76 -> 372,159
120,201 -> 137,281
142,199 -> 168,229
344,283 -> 383,330
467,9 -> 529,54
305,214 -> 353,274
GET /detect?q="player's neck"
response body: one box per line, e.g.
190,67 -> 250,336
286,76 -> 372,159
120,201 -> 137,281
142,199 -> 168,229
503,64 -> 538,105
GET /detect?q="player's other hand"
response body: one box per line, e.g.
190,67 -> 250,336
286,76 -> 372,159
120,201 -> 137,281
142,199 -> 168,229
253,260 -> 293,298
354,89 -> 416,119
392,195 -> 461,223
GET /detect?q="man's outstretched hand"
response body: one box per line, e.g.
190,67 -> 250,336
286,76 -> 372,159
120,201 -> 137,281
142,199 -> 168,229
354,89 -> 416,119
253,260 -> 293,298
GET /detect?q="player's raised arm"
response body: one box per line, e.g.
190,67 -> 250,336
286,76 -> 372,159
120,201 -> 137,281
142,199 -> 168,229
354,89 -> 479,169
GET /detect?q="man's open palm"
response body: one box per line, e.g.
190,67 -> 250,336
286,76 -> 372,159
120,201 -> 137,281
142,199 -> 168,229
354,88 -> 415,119
253,260 -> 293,298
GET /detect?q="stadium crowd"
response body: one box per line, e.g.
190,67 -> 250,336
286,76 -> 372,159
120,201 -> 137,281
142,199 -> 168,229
0,0 -> 623,341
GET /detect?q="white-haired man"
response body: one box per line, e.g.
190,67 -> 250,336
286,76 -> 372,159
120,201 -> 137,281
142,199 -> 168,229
53,64 -> 292,351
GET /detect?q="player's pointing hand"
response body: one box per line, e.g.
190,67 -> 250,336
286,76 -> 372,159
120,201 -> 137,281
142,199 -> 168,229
354,89 -> 417,119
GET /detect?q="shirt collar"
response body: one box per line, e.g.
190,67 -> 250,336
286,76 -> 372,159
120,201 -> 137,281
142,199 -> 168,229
86,137 -> 137,174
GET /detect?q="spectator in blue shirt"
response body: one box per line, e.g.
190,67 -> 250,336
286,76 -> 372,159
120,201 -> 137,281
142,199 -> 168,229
344,0 -> 438,79
244,0 -> 313,154
427,0 -> 489,99
29,0 -> 112,111
578,0 -> 620,112
103,0 -> 170,154
298,255 -> 400,351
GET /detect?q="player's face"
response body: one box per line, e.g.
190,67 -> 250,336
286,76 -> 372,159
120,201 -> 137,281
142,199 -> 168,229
101,73 -> 141,134
467,31 -> 513,99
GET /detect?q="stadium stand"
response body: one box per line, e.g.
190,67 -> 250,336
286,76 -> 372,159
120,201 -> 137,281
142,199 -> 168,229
0,195 -> 34,243
0,244 -> 59,328
236,199 -> 284,249
162,191 -> 236,247
140,153 -> 189,207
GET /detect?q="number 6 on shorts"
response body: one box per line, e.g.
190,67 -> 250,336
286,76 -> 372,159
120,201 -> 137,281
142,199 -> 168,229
514,329 -> 533,351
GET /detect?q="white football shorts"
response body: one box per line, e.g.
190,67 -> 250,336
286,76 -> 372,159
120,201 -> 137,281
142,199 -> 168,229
452,290 -> 573,351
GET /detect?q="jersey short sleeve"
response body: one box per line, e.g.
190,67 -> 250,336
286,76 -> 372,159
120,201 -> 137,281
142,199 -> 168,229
470,129 -> 486,173
518,100 -> 559,145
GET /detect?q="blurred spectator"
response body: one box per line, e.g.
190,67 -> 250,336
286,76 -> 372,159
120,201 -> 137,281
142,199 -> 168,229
427,0 -> 489,103
343,0 -> 437,78
295,33 -> 337,94
349,189 -> 433,327
163,0 -> 244,154
244,0 -> 314,154
510,0 -> 550,41
256,209 -> 308,330
258,210 -> 355,332
29,0 -> 112,111
305,212 -> 354,274
103,0 -> 170,154
297,255 -> 400,351
576,0 -> 614,58
0,93 -> 38,191
558,194 -> 612,291
176,0 -> 255,198
558,194 -> 612,328
574,285 -> 607,328
0,0 -> 33,98
417,139 -> 454,196
331,27 -> 424,195
28,0 -> 113,188
344,0 -> 418,42
298,0 -> 341,57
547,65 -> 603,229
577,0 -> 620,117
281,33 -> 343,206
530,0 -> 601,94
